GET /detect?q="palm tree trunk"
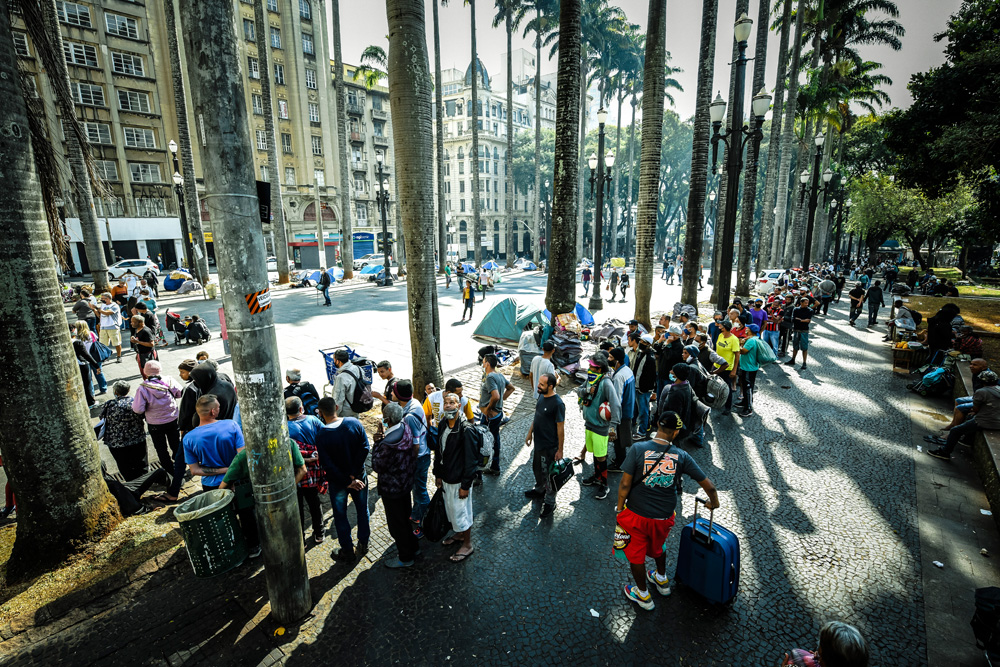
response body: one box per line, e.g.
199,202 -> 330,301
810,119 -> 836,262
545,0 -> 582,315
331,0 -> 354,278
576,56 -> 588,263
470,0 -> 483,266
1,3 -> 121,582
433,0 -> 447,273
386,0 -> 446,387
611,89 -> 623,258
252,0 -> 291,284
505,13 -> 515,267
756,0 -> 791,271
734,0 -> 772,296
633,0 -> 668,329
680,0 -> 717,310
533,12 -> 542,263
623,92 -> 637,268
40,0 -> 109,292
773,0 -> 806,266
785,114 -> 814,266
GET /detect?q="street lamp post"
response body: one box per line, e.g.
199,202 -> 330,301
801,132 -> 829,269
539,178 -> 551,268
709,12 -> 771,311
375,153 -> 393,287
168,140 -> 194,274
831,176 -> 848,268
588,108 -> 614,312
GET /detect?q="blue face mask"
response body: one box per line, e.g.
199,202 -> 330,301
669,373 -> 677,382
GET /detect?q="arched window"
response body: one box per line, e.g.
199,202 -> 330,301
493,220 -> 500,231
459,221 -> 467,231
493,147 -> 499,160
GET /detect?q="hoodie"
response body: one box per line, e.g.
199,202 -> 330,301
371,423 -> 417,498
577,374 -> 621,436
185,362 -> 238,428
132,376 -> 183,425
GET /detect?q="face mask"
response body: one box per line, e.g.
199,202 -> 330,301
443,408 -> 459,419
587,369 -> 600,381
381,420 -> 389,429
669,373 -> 677,382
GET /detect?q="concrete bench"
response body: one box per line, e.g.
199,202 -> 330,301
954,362 -> 1000,533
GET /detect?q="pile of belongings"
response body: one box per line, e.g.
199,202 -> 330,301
590,318 -> 629,345
671,302 -> 697,322
175,280 -> 203,295
551,311 -> 582,373
477,344 -> 516,367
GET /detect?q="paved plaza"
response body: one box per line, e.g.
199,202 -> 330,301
2,272 -> 997,665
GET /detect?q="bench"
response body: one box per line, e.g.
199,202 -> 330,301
955,362 -> 1000,534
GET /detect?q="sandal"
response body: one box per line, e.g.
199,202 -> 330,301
450,548 -> 474,563
150,493 -> 179,504
441,536 -> 460,546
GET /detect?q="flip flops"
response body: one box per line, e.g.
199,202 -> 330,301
450,548 -> 474,563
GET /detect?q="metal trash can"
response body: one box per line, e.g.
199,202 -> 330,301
175,489 -> 247,578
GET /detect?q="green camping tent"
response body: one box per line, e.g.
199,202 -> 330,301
473,297 -> 549,346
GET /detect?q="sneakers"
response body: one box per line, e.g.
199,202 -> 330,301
607,462 -> 624,473
580,475 -> 599,487
384,558 -> 414,569
800,364 -> 808,371
524,488 -> 546,499
924,434 -> 947,446
594,484 -> 610,500
482,468 -> 501,477
646,569 -> 672,596
332,547 -> 356,562
927,448 -> 951,461
357,541 -> 369,557
248,545 -> 262,559
784,360 -> 796,366
539,503 -> 555,518
623,584 -> 654,611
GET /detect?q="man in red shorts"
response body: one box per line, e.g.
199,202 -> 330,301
614,411 -> 720,610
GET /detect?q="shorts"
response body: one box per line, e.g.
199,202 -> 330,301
614,508 -> 676,564
442,482 -> 473,532
792,331 -> 809,352
585,430 -> 609,458
100,327 -> 122,347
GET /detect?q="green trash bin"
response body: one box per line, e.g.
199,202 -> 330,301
175,489 -> 248,578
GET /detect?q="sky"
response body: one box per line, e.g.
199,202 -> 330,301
332,0 -> 962,127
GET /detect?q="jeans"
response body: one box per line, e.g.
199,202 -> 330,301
635,390 -> 651,434
531,448 -> 558,505
322,285 -> 331,305
720,373 -> 736,412
688,422 -> 704,447
868,303 -> 880,326
583,280 -> 590,293
297,486 -> 324,535
383,493 -> 419,562
411,452 -> 431,521
109,442 -> 149,481
463,298 -> 475,319
90,362 -> 107,393
943,417 -> 980,456
849,304 -> 863,323
821,296 -> 833,315
762,329 -> 780,356
331,484 -> 370,553
484,414 -> 503,471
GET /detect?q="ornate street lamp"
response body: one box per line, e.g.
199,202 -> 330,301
375,152 -> 393,286
587,107 -> 614,311
168,139 -> 194,273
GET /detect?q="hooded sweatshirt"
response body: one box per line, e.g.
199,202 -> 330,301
371,423 -> 417,498
188,362 -> 237,427
132,376 -> 183,425
577,374 -> 621,436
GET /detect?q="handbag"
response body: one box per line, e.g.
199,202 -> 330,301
422,488 -> 452,542
93,340 -> 114,363
94,419 -> 106,441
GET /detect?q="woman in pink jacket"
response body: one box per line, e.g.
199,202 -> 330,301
133,360 -> 185,502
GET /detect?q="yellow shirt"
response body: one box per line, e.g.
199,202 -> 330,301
714,334 -> 740,370
423,391 -> 474,428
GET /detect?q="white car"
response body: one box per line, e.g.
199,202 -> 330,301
353,254 -> 374,270
754,269 -> 785,295
356,253 -> 385,270
266,256 -> 295,272
108,259 -> 159,280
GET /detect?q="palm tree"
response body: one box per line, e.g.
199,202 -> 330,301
680,0 -> 718,309
331,0 -> 355,278
466,0 -> 484,266
632,0 -> 668,329
545,0 -> 582,315
0,6 -> 121,580
493,0 -> 523,268
252,0 -> 291,284
773,0 -> 807,266
432,0 -> 448,273
385,0 -> 444,389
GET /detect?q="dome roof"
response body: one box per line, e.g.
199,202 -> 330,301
464,58 -> 491,91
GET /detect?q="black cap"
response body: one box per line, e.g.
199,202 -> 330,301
629,319 -> 639,326
609,347 -> 626,363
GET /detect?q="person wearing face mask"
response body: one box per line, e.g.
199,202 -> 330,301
433,393 -> 479,562
657,363 -> 694,444
713,321 -> 741,416
372,402 -> 421,568
392,380 -> 431,537
607,348 -> 635,473
708,311 -> 725,347
524,373 -> 565,518
575,353 -> 621,500
286,396 -> 327,544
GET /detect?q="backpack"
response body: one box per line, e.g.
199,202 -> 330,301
911,309 -> 923,325
754,337 -> 777,364
344,368 -> 374,413
972,587 -> 1000,660
705,374 -> 730,408
466,423 -> 494,467
290,383 -> 320,416
906,367 -> 953,397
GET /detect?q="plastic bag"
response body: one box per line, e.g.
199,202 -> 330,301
422,488 -> 452,542
175,489 -> 235,522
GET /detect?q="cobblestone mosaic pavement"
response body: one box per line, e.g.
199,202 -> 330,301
3,297 -> 929,666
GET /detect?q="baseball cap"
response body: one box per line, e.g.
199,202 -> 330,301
748,323 -> 760,334
657,410 -> 684,431
628,319 -> 639,326
640,333 -> 654,344
668,325 -> 682,335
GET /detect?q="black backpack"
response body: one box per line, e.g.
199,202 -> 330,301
290,383 -> 320,416
344,367 -> 374,413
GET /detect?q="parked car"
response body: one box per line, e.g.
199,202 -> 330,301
108,259 -> 159,280
266,256 -> 295,272
353,254 -> 374,270
355,253 -> 385,270
754,268 -> 785,295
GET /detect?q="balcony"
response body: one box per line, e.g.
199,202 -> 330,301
346,102 -> 365,116
351,159 -> 369,172
372,134 -> 389,147
371,107 -> 388,120
349,131 -> 366,143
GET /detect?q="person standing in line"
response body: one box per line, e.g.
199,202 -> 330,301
582,265 -> 592,295
132,360 -> 185,500
713,321 -> 741,416
182,394 -> 244,491
318,266 -> 332,306
372,360 -> 398,407
817,275 -> 837,315
575,353 -> 621,500
315,396 -> 371,562
74,321 -> 108,397
864,279 -> 886,328
286,396 -> 327,544
461,280 -> 476,321
72,326 -> 100,407
330,349 -> 361,420
761,299 -> 781,357
433,392 -> 478,562
631,334 -> 657,438
479,354 -> 514,476
73,291 -> 97,333
392,380 -> 431,535
615,411 -> 720,611
785,297 -> 814,370
130,315 -> 157,379
99,381 -> 149,480
736,324 -> 763,417
373,402 -> 421,568
94,293 -> 123,363
619,271 -> 630,302
524,373 -> 565,518
607,348 -> 635,473
529,341 -> 556,401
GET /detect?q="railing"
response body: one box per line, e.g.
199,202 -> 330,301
371,107 -> 388,120
351,159 -> 369,172
372,134 -> 389,147
349,131 -> 366,143
346,102 -> 365,116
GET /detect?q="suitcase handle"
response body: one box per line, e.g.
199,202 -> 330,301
693,496 -> 715,545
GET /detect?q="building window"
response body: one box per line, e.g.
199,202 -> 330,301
314,169 -> 325,187
135,197 -> 167,217
460,199 -> 466,212
82,122 -> 112,145
278,99 -> 289,119
356,204 -> 367,224
128,162 -> 161,183
94,160 -> 119,181
256,130 -> 268,151
308,102 -> 320,123
347,90 -> 358,106
243,19 -> 255,41
284,166 -> 295,185
252,93 -> 263,115
13,31 -> 29,57
71,82 -> 105,106
105,13 -> 139,39
299,0 -> 312,19
247,56 -> 260,79
267,0 -> 279,11
95,197 -> 125,216
123,126 -> 156,148
273,63 -> 284,85
301,32 -> 314,55
260,165 -> 269,182
311,135 -> 322,155
63,42 -> 98,68
281,133 -> 292,153
111,51 -> 144,76
445,182 -> 451,194
305,68 -> 317,89
270,26 -> 281,49
117,89 -> 151,113
458,162 -> 464,174
372,95 -> 383,111
459,181 -> 465,193
354,176 -> 366,192
373,120 -> 385,137
57,1 -> 91,27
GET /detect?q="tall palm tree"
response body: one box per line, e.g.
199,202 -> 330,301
633,0 -> 668,329
0,4 -> 121,581
773,0 -> 807,265
680,0 -> 718,309
385,0 -> 444,389
493,0 -> 523,268
331,0 -> 354,278
465,0 -> 484,266
432,0 -> 448,273
353,45 -> 388,87
252,0 -> 291,284
545,0 -> 582,315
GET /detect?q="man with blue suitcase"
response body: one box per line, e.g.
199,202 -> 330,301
614,412 -> 720,611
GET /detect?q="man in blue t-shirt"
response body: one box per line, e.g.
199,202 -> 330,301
183,394 -> 245,490
316,396 -> 371,562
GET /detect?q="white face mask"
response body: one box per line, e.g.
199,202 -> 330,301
443,408 -> 459,419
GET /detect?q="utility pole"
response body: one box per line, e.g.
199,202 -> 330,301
178,0 -> 311,623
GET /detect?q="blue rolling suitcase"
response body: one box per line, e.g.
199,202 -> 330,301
674,496 -> 740,604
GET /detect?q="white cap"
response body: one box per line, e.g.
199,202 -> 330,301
640,334 -> 654,344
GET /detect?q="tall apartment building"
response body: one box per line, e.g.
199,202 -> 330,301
14,0 -> 390,272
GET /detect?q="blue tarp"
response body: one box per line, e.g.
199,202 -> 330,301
482,260 -> 500,270
543,302 -> 595,327
459,262 -> 477,274
359,264 -> 383,276
307,267 -> 344,283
